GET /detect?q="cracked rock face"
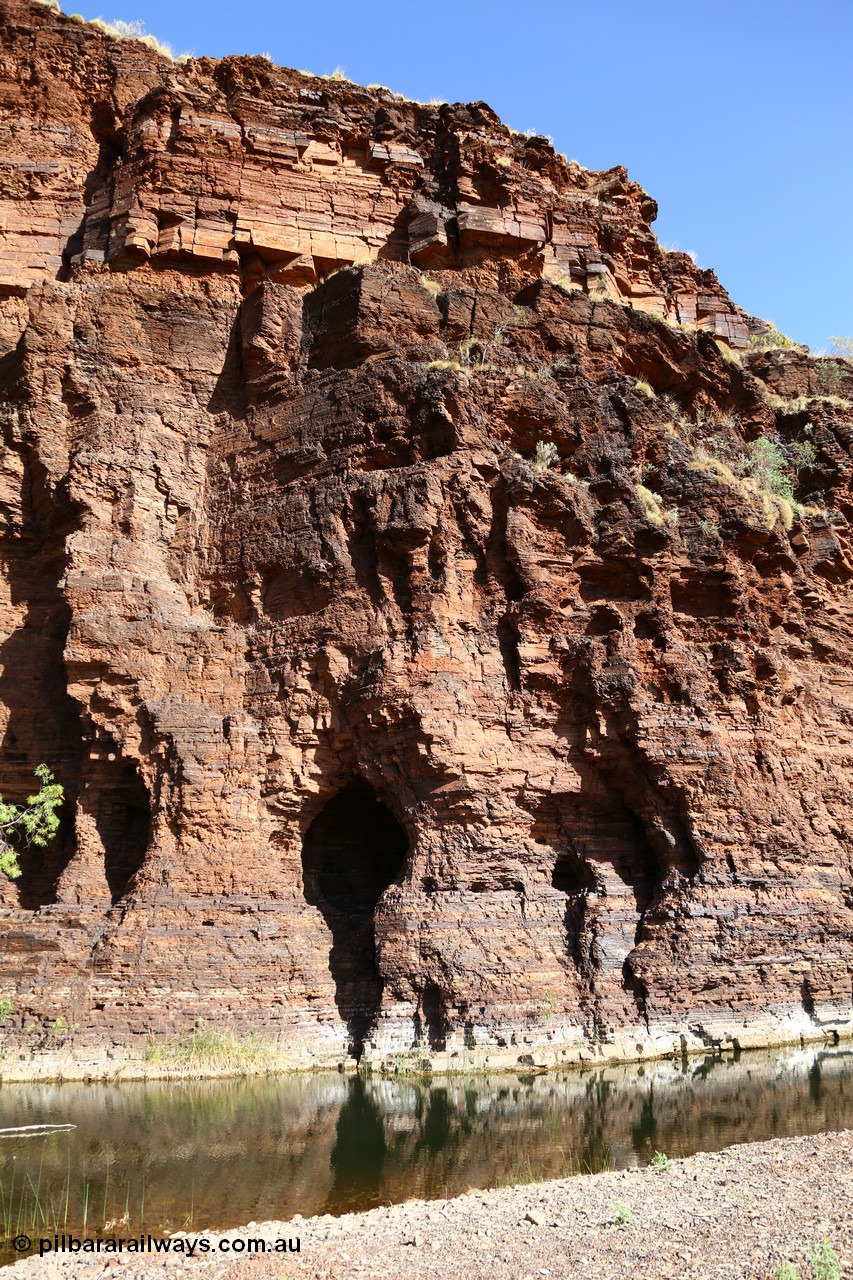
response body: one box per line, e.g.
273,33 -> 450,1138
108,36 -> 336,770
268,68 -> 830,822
2,0 -> 853,1071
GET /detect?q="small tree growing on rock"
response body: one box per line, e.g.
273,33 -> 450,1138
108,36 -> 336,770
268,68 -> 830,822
0,765 -> 64,882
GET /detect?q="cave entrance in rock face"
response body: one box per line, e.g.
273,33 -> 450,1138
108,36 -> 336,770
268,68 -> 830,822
96,760 -> 152,904
301,781 -> 408,1058
420,982 -> 448,1052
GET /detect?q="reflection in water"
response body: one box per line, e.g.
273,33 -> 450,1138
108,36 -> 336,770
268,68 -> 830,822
1,1045 -> 853,1262
328,1078 -> 386,1211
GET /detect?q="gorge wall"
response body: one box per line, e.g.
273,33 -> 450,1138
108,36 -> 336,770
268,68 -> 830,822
2,0 -> 853,1074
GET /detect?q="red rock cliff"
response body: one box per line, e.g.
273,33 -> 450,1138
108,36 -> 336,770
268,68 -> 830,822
2,0 -> 853,1072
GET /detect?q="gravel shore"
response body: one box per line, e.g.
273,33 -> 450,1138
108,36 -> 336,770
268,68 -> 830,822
8,1129 -> 853,1280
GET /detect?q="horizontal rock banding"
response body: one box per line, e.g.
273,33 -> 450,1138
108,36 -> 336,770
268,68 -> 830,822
1,0 -> 852,1075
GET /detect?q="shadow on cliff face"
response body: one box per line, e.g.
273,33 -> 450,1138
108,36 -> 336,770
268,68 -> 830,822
59,101 -> 123,279
420,982 -> 449,1052
0,433 -> 83,908
0,590 -> 80,908
532,785 -> 662,1028
91,755 -> 151,904
302,781 -> 408,1058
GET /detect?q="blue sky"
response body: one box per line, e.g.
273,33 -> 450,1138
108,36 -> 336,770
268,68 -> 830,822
72,0 -> 851,351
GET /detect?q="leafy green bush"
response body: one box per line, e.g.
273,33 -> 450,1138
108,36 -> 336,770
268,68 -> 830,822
0,766 -> 64,882
744,437 -> 794,502
748,325 -> 799,352
612,1201 -> 633,1226
807,1239 -> 841,1280
815,361 -> 846,396
689,433 -> 800,532
789,439 -> 817,473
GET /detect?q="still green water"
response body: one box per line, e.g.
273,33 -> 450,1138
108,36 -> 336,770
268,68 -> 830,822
1,1043 -> 851,1262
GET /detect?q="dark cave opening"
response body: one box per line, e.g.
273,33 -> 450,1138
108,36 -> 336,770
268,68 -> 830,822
551,846 -> 593,971
301,781 -> 408,1057
551,848 -> 590,896
420,981 -> 449,1052
96,760 -> 152,904
616,809 -> 660,930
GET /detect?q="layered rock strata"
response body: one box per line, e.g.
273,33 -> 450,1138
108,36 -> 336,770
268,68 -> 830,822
2,0 -> 853,1073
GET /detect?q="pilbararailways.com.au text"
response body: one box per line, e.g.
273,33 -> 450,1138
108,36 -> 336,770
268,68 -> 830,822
11,1232 -> 301,1258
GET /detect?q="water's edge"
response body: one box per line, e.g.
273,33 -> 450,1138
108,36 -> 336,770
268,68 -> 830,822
0,1015 -> 848,1085
2,1042 -> 853,1266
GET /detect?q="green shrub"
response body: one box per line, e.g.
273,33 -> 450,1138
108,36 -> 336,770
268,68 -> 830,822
789,439 -> 817,473
815,361 -> 845,396
612,1202 -> 632,1227
650,1150 -> 670,1171
49,1015 -> 79,1047
0,997 -> 13,1021
540,990 -> 556,1021
774,1263 -> 800,1280
748,325 -> 799,352
0,765 -> 64,882
744,437 -> 794,502
807,1239 -> 841,1280
689,437 -> 798,532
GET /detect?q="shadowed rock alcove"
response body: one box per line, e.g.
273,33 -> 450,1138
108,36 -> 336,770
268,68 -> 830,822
96,760 -> 152,904
302,781 -> 408,1057
420,981 -> 449,1052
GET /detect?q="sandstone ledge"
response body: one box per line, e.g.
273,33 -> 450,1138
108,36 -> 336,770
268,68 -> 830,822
9,1130 -> 853,1280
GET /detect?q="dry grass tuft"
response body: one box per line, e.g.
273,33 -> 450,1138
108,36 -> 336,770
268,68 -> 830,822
715,339 -> 741,368
144,1019 -> 280,1077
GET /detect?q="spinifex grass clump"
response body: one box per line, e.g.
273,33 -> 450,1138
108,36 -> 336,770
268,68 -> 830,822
143,1018 -> 279,1076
